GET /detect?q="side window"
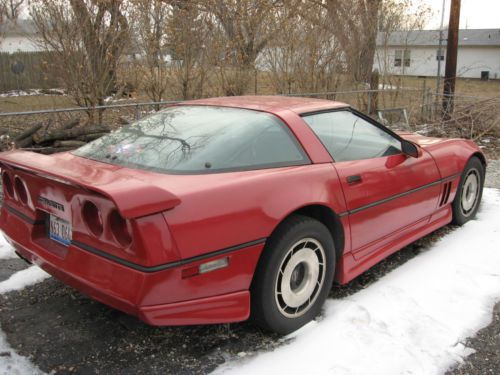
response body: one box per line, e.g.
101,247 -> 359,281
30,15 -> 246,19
394,49 -> 411,67
303,111 -> 402,162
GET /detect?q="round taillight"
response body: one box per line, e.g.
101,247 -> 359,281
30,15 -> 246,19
82,200 -> 103,237
14,176 -> 28,204
2,172 -> 14,198
109,210 -> 132,247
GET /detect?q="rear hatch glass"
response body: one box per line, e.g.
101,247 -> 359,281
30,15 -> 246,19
73,106 -> 308,174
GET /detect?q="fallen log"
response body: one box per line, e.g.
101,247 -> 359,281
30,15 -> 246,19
60,118 -> 80,131
33,125 -> 107,144
16,136 -> 34,148
20,147 -> 75,155
14,124 -> 43,142
53,140 -> 86,148
75,132 -> 108,142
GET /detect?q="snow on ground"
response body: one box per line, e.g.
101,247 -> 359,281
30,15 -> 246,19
0,328 -> 44,375
0,233 -> 17,260
0,242 -> 47,374
378,83 -> 399,90
0,235 -> 50,293
0,89 -> 65,98
0,266 -> 50,294
214,188 -> 500,375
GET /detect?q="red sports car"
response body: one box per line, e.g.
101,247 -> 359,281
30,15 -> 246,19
0,96 -> 485,334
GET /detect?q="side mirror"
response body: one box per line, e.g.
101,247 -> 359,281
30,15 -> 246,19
401,140 -> 420,158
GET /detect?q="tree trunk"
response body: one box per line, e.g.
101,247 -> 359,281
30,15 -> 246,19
53,140 -> 86,148
33,125 -> 107,144
14,124 -> 43,142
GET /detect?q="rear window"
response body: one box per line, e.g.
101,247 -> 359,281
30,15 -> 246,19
73,106 -> 309,174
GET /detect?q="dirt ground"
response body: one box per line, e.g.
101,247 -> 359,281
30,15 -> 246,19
0,162 -> 498,375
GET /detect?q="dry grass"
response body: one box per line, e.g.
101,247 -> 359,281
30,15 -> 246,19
1,74 -> 498,114
0,95 -> 75,113
387,75 -> 500,96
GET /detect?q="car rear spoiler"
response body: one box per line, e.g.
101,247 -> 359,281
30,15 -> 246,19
0,150 -> 181,219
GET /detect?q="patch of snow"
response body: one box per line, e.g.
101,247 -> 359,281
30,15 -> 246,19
0,266 -> 50,294
378,83 -> 399,90
0,237 -> 48,374
0,328 -> 44,375
104,96 -> 135,103
0,88 -> 65,98
214,188 -> 500,375
0,234 -> 16,260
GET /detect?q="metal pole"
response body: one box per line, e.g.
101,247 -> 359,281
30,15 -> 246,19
443,0 -> 461,117
421,79 -> 427,120
436,0 -> 446,96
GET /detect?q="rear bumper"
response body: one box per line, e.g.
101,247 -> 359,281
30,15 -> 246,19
1,206 -> 263,325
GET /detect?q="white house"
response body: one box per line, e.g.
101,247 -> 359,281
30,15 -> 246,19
0,19 -> 43,54
374,29 -> 500,80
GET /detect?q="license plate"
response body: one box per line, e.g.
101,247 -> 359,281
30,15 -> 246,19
49,215 -> 72,247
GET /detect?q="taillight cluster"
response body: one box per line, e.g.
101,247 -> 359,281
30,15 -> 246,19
82,200 -> 103,237
2,171 -> 14,197
14,176 -> 28,204
109,209 -> 132,247
2,170 -> 30,205
81,200 -> 133,248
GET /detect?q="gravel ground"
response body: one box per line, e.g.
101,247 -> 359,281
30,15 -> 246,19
0,161 -> 498,375
484,159 -> 500,188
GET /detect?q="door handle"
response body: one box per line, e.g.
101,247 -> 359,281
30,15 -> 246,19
346,175 -> 362,185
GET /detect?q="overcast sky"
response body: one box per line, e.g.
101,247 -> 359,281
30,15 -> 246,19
420,0 -> 500,29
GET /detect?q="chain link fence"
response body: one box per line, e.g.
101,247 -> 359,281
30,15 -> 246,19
0,89 -> 498,156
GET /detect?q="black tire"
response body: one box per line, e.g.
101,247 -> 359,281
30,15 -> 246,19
451,156 -> 485,226
251,215 -> 336,334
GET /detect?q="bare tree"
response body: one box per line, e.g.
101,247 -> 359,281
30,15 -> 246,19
319,0 -> 383,86
0,0 -> 25,21
201,0 -> 297,96
130,0 -> 170,103
165,0 -> 209,99
30,0 -> 130,122
0,0 -> 24,42
262,2 -> 343,94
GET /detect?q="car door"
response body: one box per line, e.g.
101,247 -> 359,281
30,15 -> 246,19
302,109 -> 442,259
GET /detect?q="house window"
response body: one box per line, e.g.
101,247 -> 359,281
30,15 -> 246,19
394,49 -> 411,67
436,49 -> 445,61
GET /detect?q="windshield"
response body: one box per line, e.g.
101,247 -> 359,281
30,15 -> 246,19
73,105 -> 309,174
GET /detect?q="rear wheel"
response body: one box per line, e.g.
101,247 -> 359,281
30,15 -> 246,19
451,157 -> 484,225
251,215 -> 336,334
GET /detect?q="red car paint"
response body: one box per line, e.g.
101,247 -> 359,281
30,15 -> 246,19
0,96 -> 485,325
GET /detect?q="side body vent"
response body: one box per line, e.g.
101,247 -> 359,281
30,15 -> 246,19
439,181 -> 452,207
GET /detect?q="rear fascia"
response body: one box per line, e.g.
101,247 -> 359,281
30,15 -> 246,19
0,206 -> 264,325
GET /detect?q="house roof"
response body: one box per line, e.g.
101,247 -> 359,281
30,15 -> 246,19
377,29 -> 500,47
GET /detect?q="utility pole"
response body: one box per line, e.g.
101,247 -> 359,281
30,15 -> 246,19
436,0 -> 446,97
442,0 -> 461,117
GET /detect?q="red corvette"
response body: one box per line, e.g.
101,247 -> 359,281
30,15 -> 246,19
0,96 -> 485,334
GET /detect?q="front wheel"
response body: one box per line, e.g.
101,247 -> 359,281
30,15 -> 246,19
251,215 -> 336,334
451,156 -> 485,225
